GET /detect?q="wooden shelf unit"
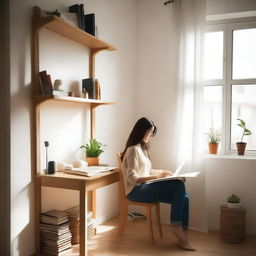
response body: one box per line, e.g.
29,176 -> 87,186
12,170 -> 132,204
32,6 -> 117,256
32,6 -> 116,95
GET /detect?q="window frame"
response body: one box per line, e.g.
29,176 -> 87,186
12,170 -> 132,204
204,17 -> 256,155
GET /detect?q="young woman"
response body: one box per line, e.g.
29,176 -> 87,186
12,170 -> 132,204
121,117 -> 195,251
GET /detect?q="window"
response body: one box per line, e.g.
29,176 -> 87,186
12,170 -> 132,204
203,19 -> 256,154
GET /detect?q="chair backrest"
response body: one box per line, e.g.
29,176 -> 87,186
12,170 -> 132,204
116,153 -> 127,200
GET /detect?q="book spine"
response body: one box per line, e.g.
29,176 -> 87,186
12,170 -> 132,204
84,13 -> 95,36
69,4 -> 82,29
82,78 -> 96,99
80,4 -> 85,31
39,71 -> 52,95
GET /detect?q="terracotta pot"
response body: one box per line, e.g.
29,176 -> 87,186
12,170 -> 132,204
236,142 -> 246,155
86,157 -> 99,166
208,143 -> 219,154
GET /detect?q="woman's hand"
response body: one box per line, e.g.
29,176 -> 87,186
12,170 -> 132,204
137,171 -> 174,183
157,170 -> 173,179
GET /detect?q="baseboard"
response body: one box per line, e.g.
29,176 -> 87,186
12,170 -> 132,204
189,226 -> 208,233
94,211 -> 119,226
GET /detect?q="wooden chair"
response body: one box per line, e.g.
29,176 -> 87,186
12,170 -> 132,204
116,153 -> 163,244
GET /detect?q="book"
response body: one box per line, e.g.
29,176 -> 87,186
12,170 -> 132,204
39,70 -> 53,95
40,210 -> 69,225
69,4 -> 82,29
127,212 -> 146,220
145,172 -> 200,184
95,79 -> 101,100
64,166 -> 116,177
84,13 -> 95,36
79,4 -> 85,31
82,78 -> 96,99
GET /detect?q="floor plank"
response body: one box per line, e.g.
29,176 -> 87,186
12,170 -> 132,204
33,217 -> 256,256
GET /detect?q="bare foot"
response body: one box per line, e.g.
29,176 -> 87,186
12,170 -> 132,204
172,226 -> 187,241
184,230 -> 189,239
172,226 -> 196,251
178,239 -> 196,251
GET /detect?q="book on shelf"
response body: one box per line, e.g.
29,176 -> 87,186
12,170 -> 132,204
64,166 -> 116,177
84,13 -> 95,36
40,210 -> 69,225
66,207 -> 96,243
40,222 -> 70,234
66,206 -> 93,221
39,70 -> 53,95
42,242 -> 72,255
82,78 -> 96,99
69,4 -> 83,29
95,79 -> 101,100
40,210 -> 72,255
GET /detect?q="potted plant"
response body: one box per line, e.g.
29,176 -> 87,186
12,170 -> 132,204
236,119 -> 252,155
207,129 -> 221,154
80,138 -> 106,166
227,194 -> 240,208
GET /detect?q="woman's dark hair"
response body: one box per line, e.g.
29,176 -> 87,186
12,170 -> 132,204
121,117 -> 157,161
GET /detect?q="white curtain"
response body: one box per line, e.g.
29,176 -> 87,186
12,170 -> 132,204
173,0 -> 208,232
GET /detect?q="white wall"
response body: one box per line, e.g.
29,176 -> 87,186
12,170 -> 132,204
205,158 -> 256,235
207,0 -> 256,15
10,0 -> 136,255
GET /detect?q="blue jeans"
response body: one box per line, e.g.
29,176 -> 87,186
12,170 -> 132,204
127,180 -> 189,229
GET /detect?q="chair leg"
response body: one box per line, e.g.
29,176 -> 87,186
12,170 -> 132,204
155,203 -> 163,238
118,203 -> 127,236
146,207 -> 155,244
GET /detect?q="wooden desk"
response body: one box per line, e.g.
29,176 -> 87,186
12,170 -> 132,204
35,169 -> 119,256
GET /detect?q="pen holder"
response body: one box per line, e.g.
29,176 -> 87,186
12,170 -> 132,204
48,161 -> 56,174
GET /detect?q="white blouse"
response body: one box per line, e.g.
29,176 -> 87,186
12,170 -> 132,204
121,144 -> 160,196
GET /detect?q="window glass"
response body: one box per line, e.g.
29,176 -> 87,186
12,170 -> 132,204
231,85 -> 256,150
204,31 -> 223,80
203,86 -> 222,148
233,28 -> 256,79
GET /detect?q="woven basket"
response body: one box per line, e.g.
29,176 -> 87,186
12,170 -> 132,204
220,205 -> 246,243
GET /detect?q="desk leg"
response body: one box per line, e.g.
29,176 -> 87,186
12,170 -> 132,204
80,183 -> 87,256
35,177 -> 41,253
89,189 -> 96,218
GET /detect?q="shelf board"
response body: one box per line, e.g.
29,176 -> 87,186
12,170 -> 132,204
32,95 -> 115,106
33,6 -> 116,51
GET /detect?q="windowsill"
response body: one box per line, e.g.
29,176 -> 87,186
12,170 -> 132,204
205,154 -> 256,160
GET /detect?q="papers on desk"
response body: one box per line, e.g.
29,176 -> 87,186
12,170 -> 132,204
64,166 -> 116,177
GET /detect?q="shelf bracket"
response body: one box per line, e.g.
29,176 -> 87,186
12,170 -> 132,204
89,48 -> 107,78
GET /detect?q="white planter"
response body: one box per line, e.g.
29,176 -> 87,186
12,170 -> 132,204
227,202 -> 241,208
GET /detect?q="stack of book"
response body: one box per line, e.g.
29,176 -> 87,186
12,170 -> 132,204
66,206 -> 95,244
40,210 -> 72,255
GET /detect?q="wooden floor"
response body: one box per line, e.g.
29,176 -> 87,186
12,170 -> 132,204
57,217 -> 256,256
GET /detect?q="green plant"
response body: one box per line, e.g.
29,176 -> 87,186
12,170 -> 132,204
237,118 -> 252,142
207,129 -> 221,143
80,138 -> 106,157
227,194 -> 240,203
